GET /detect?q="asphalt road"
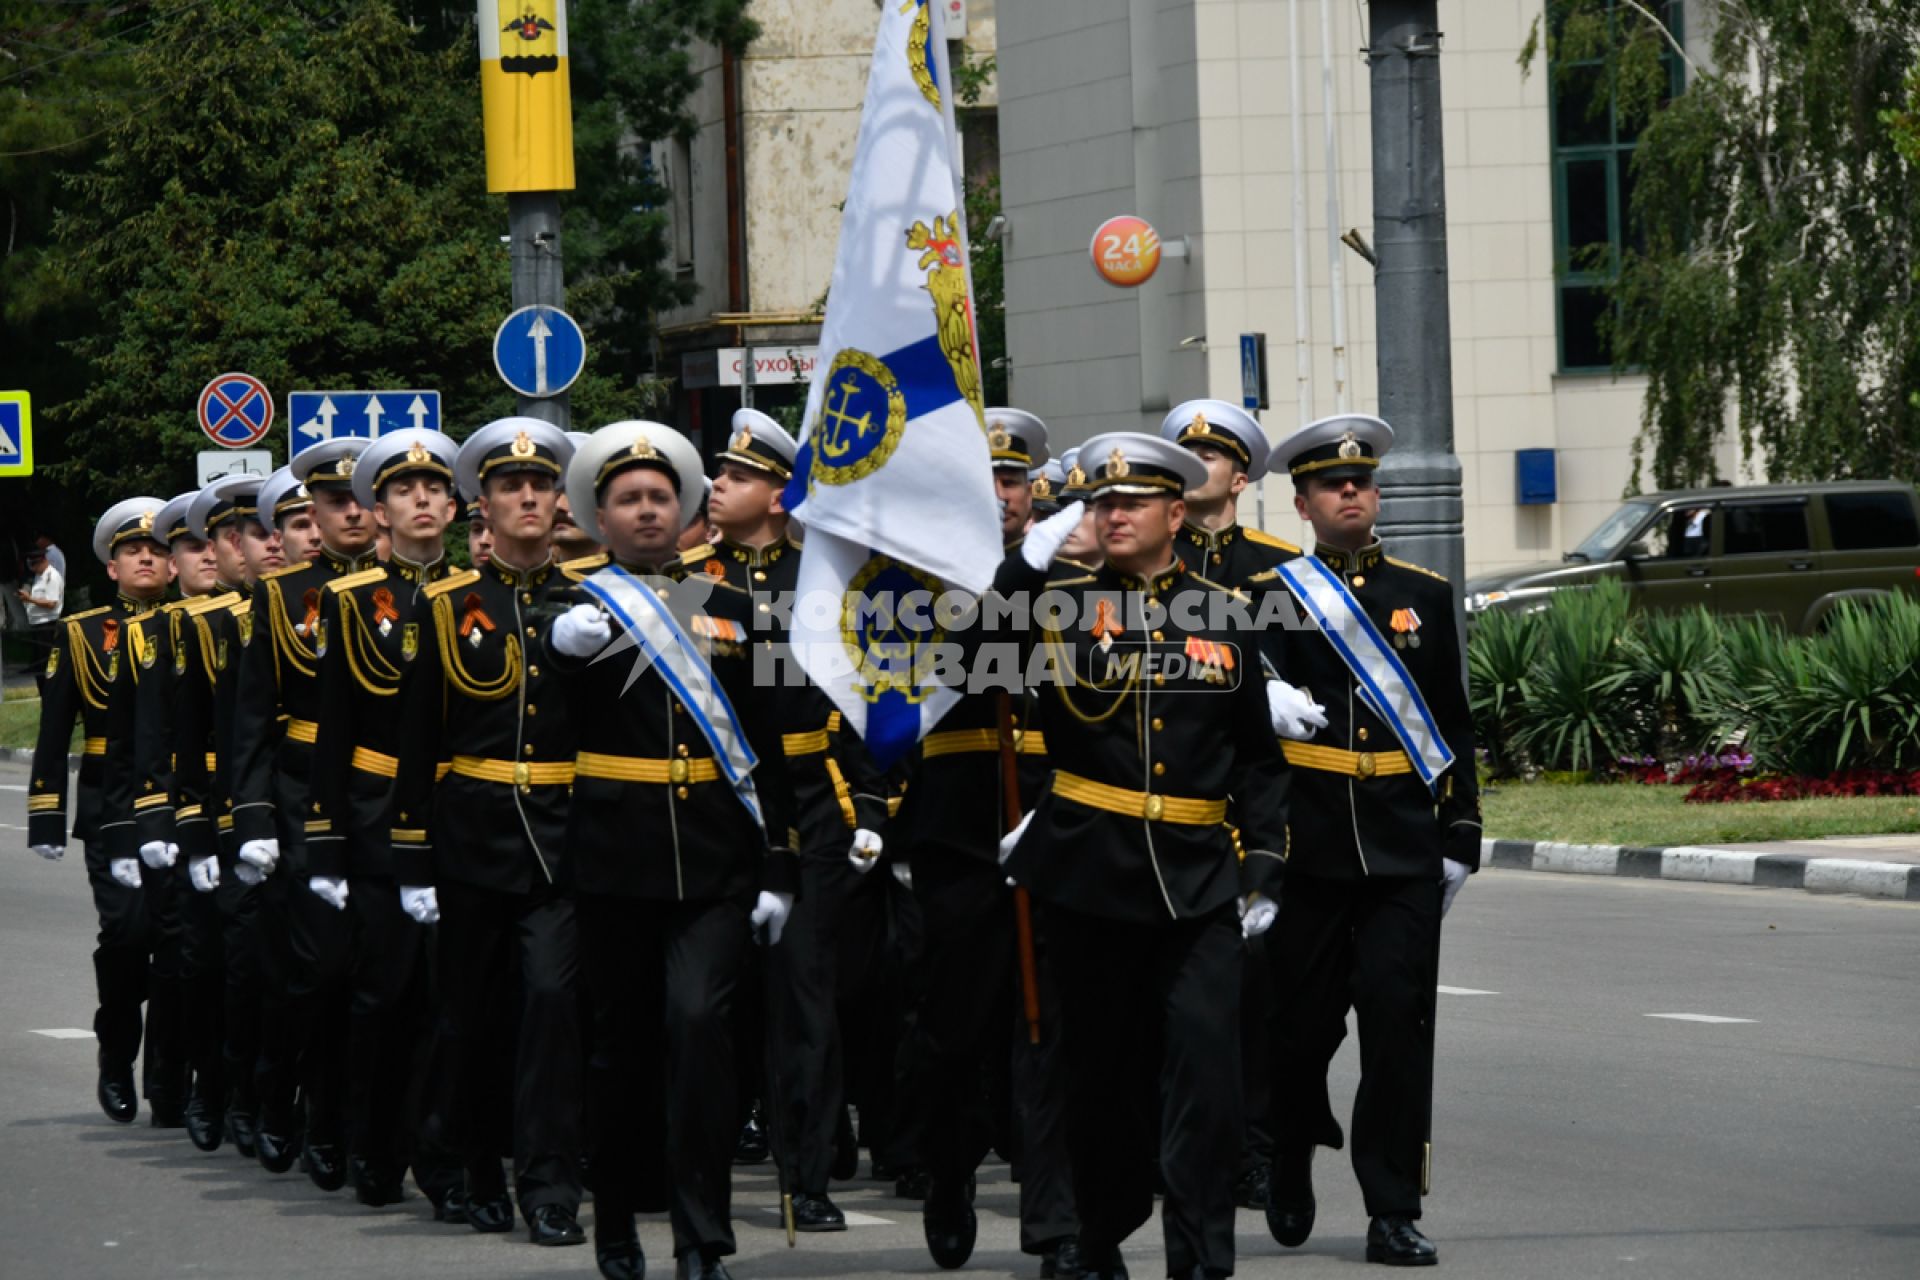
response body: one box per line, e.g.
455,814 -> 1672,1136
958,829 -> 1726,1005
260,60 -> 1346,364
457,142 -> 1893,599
2,757 -> 1917,1279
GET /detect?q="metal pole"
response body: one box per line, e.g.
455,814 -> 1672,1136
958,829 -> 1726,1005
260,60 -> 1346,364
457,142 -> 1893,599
1318,0 -> 1351,413
1368,0 -> 1464,601
508,191 -> 569,429
1289,0 -> 1315,428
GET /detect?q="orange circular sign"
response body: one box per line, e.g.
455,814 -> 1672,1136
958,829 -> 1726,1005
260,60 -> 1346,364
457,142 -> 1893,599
1090,215 -> 1163,287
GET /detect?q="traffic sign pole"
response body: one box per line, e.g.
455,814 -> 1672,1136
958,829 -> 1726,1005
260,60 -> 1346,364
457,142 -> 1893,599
509,192 -> 569,429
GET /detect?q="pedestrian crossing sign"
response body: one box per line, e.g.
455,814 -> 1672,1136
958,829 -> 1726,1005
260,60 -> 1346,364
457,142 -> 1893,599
0,391 -> 31,479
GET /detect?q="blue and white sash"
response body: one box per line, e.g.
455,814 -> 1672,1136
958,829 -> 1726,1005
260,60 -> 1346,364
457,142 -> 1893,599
577,566 -> 765,831
1274,554 -> 1455,792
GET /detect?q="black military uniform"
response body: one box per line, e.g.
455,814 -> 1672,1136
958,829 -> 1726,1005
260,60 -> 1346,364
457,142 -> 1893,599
1251,416 -> 1479,1265
229,443 -> 376,1183
27,499 -> 169,1125
388,420 -> 583,1237
996,435 -> 1290,1280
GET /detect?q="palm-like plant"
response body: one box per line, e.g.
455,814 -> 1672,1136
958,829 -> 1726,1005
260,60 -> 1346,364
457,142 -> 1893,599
1620,608 -> 1733,763
1512,580 -> 1637,776
1467,607 -> 1540,778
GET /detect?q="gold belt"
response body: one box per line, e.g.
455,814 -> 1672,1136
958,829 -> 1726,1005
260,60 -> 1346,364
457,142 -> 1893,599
782,729 -> 830,755
575,751 -> 720,785
83,737 -> 107,756
205,752 -> 218,774
1051,771 -> 1227,825
284,718 -> 319,744
351,746 -> 399,778
921,727 -> 1048,760
449,755 -> 576,786
1282,741 -> 1413,780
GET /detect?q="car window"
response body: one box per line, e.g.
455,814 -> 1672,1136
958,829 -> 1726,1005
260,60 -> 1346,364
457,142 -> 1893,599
1571,501 -> 1653,560
1721,501 -> 1810,555
1647,505 -> 1713,559
1825,491 -> 1920,551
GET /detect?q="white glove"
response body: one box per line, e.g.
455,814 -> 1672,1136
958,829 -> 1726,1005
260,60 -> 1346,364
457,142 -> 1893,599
1239,894 -> 1277,938
140,840 -> 180,870
1267,679 -> 1329,741
998,810 -> 1034,866
1021,500 -> 1087,570
238,837 -> 279,876
188,855 -> 220,893
552,603 -> 613,658
750,890 -> 794,947
1440,858 -> 1471,916
233,861 -> 265,886
31,843 -> 65,861
399,885 -> 440,925
848,828 -> 883,874
308,876 -> 350,911
109,857 -> 143,890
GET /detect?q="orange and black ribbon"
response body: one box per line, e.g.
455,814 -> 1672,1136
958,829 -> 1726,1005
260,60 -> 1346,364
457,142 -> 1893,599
704,558 -> 727,579
1091,598 -> 1123,642
371,587 -> 400,627
101,617 -> 120,653
459,592 -> 496,638
302,588 -> 321,636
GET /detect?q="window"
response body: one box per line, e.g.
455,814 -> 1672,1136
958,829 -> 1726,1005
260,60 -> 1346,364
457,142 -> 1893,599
1825,491 -> 1920,550
1548,2 -> 1686,372
1646,505 -> 1713,559
671,137 -> 695,273
1722,503 -> 1810,556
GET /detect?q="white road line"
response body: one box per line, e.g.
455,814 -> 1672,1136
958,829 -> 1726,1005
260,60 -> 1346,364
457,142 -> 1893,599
1645,1013 -> 1757,1024
30,1028 -> 94,1040
1437,985 -> 1501,996
756,1207 -> 896,1227
0,783 -> 27,792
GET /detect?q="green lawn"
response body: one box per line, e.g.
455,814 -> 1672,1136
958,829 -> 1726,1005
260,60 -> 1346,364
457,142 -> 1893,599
1484,780 -> 1920,846
0,695 -> 43,751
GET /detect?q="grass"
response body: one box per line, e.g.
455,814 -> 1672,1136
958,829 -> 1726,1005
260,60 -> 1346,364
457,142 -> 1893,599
0,695 -> 44,751
1484,780 -> 1920,847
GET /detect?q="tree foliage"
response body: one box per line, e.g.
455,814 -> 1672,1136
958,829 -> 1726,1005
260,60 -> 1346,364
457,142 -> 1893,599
1528,1 -> 1920,489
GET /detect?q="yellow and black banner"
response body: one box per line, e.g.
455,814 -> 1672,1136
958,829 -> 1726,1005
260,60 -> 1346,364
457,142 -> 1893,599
479,1 -> 575,192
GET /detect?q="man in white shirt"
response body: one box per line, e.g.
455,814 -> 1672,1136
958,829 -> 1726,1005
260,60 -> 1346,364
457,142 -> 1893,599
18,545 -> 64,693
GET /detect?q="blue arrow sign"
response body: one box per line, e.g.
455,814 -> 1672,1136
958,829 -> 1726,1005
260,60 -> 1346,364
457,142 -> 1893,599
0,391 -> 31,479
287,390 -> 442,457
494,305 -> 586,399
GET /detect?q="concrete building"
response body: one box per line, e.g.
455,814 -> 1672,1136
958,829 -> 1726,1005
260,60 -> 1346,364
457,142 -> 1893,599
995,0 -> 1745,575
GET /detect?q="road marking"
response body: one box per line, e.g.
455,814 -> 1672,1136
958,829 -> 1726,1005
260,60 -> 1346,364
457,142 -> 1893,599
756,1207 -> 896,1227
0,783 -> 27,792
1437,985 -> 1500,996
1645,1013 -> 1756,1024
30,1028 -> 94,1040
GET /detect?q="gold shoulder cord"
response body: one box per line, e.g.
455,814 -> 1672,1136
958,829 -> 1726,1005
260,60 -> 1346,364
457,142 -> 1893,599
67,617 -> 111,711
266,580 -> 317,680
1040,626 -> 1139,725
192,614 -> 219,690
432,593 -> 522,701
339,591 -> 403,695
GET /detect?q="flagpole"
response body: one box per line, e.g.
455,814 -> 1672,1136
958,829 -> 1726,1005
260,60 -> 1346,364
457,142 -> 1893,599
996,692 -> 1043,1045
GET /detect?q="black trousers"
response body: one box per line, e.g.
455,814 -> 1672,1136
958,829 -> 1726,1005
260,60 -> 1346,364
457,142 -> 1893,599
1239,934 -> 1275,1175
1047,903 -> 1242,1278
214,844 -> 262,1113
85,840 -> 151,1073
175,871 -> 228,1099
581,894 -> 750,1259
436,878 -> 582,1215
142,858 -> 188,1105
873,865 -> 928,1176
1010,902 -> 1079,1254
1266,873 -> 1440,1218
345,866 -> 434,1176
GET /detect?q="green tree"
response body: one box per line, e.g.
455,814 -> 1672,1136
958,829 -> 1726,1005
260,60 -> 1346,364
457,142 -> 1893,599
1526,1 -> 1920,488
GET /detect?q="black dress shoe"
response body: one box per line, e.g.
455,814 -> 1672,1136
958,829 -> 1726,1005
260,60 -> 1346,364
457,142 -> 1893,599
892,1167 -> 930,1200
792,1190 -> 846,1232
430,1189 -> 469,1225
1076,1242 -> 1129,1280
1041,1236 -> 1085,1278
732,1107 -> 769,1165
595,1208 -> 644,1280
350,1156 -> 405,1207
1365,1216 -> 1438,1267
528,1203 -> 586,1247
226,1107 -> 257,1158
1232,1161 -> 1270,1211
466,1192 -> 514,1233
97,1069 -> 138,1124
1265,1147 -> 1315,1248
674,1252 -> 734,1280
255,1128 -> 299,1174
184,1093 -> 223,1151
301,1141 -> 347,1192
831,1106 -> 860,1181
148,1097 -> 186,1129
923,1178 -> 978,1270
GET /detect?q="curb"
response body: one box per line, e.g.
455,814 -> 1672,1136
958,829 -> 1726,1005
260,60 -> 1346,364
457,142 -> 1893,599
1482,838 -> 1920,902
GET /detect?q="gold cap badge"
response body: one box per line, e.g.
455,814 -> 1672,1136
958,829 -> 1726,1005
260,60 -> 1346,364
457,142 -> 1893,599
730,426 -> 754,454
1067,462 -> 1088,488
628,437 -> 660,461
1337,431 -> 1362,460
987,424 -> 1012,452
1106,447 -> 1130,478
406,441 -> 433,465
510,430 -> 536,458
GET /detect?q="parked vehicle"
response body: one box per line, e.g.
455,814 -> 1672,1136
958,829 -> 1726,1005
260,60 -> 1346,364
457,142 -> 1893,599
1464,481 -> 1920,634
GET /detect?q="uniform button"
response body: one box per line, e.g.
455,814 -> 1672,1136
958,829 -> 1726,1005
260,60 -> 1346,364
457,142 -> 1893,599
1357,727 -> 1369,742
528,664 -> 540,677
758,602 -> 771,614
1152,761 -> 1166,777
1152,673 -> 1165,686
526,704 -> 537,716
1352,575 -> 1366,588
753,570 -> 767,582
677,744 -> 690,758
524,744 -> 535,757
1146,597 -> 1160,610
675,786 -> 690,800
522,592 -> 532,605
526,626 -> 537,638
1151,717 -> 1164,731
1151,630 -> 1164,641
1212,552 -> 1222,564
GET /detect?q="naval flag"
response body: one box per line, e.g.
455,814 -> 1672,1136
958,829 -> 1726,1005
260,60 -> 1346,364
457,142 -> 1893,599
786,0 -> 1003,767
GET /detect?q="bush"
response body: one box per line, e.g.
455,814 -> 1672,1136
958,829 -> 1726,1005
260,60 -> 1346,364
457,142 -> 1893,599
1509,579 -> 1637,775
1466,607 -> 1539,779
1618,607 -> 1733,761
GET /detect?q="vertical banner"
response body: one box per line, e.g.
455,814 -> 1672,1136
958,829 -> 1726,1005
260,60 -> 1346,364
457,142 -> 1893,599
479,1 -> 575,192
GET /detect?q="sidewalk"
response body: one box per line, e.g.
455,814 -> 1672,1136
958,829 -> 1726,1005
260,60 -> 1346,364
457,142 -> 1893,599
1483,834 -> 1920,901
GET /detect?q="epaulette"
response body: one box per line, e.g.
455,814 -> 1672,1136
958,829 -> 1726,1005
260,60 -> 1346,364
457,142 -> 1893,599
677,543 -> 716,566
326,567 -> 388,595
1245,528 -> 1301,552
1187,572 -> 1240,596
262,561 -> 309,581
1045,573 -> 1098,589
1057,557 -> 1099,574
560,552 -> 609,582
1387,556 -> 1449,583
161,597 -> 197,615
128,608 -> 161,627
183,592 -> 234,617
423,568 -> 482,600
1246,568 -> 1280,584
65,604 -> 111,622
227,597 -> 251,618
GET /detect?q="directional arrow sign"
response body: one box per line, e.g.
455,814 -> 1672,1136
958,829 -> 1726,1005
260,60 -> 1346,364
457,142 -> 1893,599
0,391 -> 32,479
494,305 -> 586,399
286,390 -> 441,458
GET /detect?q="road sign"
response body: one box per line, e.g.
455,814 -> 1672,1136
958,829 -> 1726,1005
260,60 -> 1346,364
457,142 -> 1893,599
494,305 -> 586,399
0,391 -> 31,478
1240,333 -> 1269,410
1090,215 -> 1163,287
287,390 -> 442,457
196,449 -> 274,486
198,372 -> 275,448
